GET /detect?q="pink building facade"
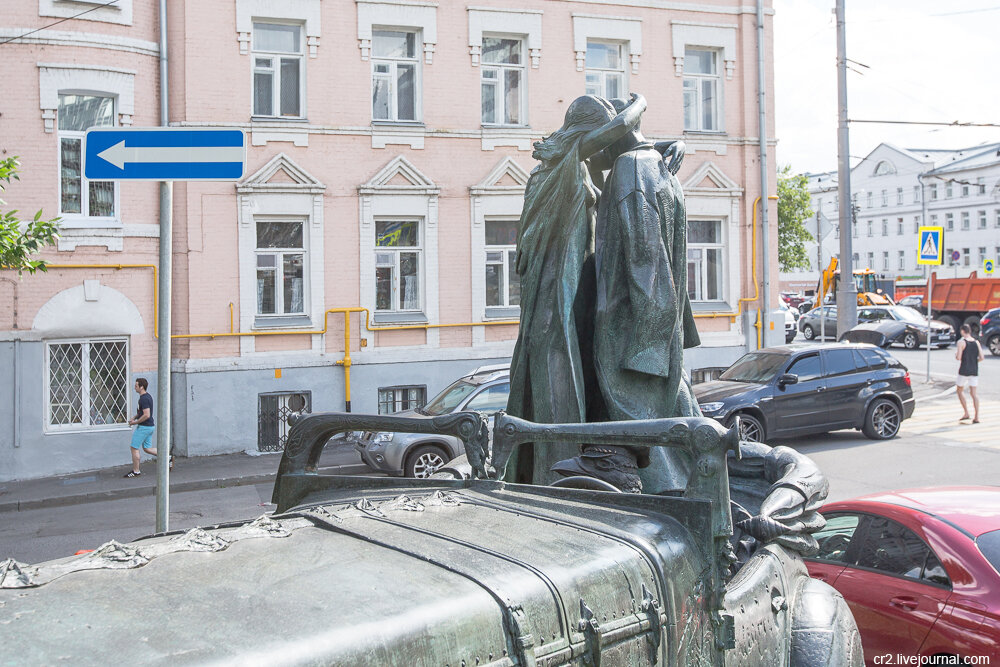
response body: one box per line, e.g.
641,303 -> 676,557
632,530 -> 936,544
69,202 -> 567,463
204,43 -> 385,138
1,0 -> 779,481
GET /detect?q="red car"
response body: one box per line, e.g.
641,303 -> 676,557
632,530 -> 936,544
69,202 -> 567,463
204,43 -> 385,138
805,487 -> 1000,665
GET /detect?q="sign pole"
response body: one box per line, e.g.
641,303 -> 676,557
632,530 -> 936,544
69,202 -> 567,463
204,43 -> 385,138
156,0 -> 170,533
156,182 -> 171,532
926,267 -> 932,384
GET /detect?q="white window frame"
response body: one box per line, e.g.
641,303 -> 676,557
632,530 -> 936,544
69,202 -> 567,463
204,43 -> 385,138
254,217 -> 308,318
572,13 -> 642,76
687,218 -> 726,303
371,29 -> 421,123
898,251 -> 905,271
896,187 -> 904,205
378,385 -> 427,414
584,39 -> 627,99
995,210 -> 1000,228
484,217 -> 519,309
946,213 -> 954,230
866,251 -> 874,268
961,211 -> 970,230
374,218 -> 424,313
866,192 -> 873,208
682,47 -> 721,133
978,210 -> 987,229
880,189 -> 887,207
251,22 -> 306,119
913,185 -> 921,203
480,35 -> 525,127
897,218 -> 903,235
881,219 -> 888,236
930,184 -> 938,200
57,93 -> 118,224
44,337 -> 130,433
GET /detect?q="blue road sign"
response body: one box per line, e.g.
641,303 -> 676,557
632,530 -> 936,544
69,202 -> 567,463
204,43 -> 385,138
986,259 -> 995,275
84,128 -> 245,181
917,226 -> 944,265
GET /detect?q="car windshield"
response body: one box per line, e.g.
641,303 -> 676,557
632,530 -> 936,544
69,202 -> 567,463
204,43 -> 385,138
977,529 -> 1000,576
719,352 -> 788,383
422,379 -> 478,416
890,306 -> 925,324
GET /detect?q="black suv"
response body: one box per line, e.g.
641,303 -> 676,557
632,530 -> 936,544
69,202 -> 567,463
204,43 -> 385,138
693,343 -> 914,443
982,308 -> 1000,356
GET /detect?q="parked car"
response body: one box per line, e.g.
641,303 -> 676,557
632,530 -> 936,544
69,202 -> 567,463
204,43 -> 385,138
840,305 -> 954,350
781,291 -> 812,311
779,302 -> 797,343
799,305 -> 839,340
806,487 -> 1000,664
355,364 -> 510,477
693,343 -> 914,442
982,307 -> 1000,357
898,294 -> 925,309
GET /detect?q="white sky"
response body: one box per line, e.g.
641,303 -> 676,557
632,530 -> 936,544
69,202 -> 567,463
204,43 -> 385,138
773,0 -> 1000,174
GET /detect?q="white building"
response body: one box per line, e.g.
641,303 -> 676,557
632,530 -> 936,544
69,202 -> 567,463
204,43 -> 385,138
781,142 -> 1000,294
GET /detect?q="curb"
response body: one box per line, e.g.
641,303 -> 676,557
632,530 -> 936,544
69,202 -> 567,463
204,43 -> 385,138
0,463 -> 371,514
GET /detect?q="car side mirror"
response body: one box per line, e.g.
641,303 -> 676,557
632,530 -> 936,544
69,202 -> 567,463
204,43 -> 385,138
778,373 -> 799,386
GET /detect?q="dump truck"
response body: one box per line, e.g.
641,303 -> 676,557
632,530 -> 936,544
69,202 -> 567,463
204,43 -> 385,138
1,411 -> 863,666
916,271 -> 1000,334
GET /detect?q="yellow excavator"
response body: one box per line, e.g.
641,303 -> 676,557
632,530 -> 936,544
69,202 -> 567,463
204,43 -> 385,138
810,257 -> 894,310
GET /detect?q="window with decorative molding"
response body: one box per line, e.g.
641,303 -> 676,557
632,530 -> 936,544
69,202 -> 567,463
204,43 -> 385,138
372,30 -> 419,122
255,219 -> 306,317
585,41 -> 625,99
961,211 -> 970,230
375,219 -> 422,312
46,338 -> 129,431
58,94 -> 116,219
252,22 -> 304,118
687,220 -> 724,302
682,48 -> 720,132
481,37 -> 524,126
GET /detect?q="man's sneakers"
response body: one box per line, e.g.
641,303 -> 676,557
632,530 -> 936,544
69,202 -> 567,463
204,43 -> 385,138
123,470 -> 141,478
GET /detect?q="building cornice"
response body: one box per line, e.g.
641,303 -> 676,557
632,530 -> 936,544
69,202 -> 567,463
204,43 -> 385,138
0,28 -> 158,57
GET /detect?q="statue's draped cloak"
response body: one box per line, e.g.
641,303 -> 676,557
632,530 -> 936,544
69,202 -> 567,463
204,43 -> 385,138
505,140 -> 598,485
593,145 -> 702,494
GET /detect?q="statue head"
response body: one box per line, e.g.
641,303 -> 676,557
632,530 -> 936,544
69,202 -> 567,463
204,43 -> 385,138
606,97 -> 645,159
532,95 -> 616,162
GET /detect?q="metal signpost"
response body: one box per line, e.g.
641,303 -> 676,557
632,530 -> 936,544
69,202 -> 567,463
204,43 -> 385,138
85,127 -> 245,532
917,226 -> 944,384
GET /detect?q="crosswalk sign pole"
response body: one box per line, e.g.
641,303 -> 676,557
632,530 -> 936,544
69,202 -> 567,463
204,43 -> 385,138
926,269 -> 933,383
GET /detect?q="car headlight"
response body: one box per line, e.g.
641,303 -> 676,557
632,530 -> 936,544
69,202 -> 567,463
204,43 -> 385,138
371,432 -> 394,444
699,402 -> 725,414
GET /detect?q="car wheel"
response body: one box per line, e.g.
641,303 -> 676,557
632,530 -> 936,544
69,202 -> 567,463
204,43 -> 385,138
989,334 -> 1000,357
862,398 -> 901,440
802,324 -> 815,340
963,315 -> 981,336
903,332 -> 919,349
405,445 -> 451,478
728,413 -> 765,442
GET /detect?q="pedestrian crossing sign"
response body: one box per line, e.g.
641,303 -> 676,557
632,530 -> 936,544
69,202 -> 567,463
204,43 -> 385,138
986,259 -> 996,275
917,226 -> 944,265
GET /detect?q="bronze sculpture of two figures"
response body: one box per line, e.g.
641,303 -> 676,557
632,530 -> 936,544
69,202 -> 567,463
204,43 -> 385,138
505,93 -> 827,556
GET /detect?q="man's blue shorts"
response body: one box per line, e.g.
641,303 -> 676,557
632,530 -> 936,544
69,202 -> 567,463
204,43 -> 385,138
130,425 -> 155,449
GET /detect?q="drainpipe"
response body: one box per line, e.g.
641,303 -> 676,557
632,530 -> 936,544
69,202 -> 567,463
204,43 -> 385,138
155,0 -> 172,533
756,0 -> 771,345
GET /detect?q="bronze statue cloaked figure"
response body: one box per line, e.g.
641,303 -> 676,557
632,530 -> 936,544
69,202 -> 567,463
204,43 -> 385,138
504,93 -> 828,557
505,93 -> 643,486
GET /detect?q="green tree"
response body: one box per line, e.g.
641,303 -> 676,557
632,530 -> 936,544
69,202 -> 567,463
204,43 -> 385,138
0,156 -> 60,273
777,165 -> 814,272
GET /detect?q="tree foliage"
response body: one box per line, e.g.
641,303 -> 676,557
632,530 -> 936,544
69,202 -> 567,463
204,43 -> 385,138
777,165 -> 814,273
0,156 -> 60,274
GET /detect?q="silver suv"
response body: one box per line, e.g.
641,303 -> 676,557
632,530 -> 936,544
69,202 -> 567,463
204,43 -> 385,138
355,364 -> 510,478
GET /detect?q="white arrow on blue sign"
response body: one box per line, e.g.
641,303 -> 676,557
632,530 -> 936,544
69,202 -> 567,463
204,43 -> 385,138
84,128 -> 245,181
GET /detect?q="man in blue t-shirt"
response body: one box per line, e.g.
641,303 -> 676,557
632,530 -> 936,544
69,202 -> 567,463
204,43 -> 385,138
124,377 -> 165,478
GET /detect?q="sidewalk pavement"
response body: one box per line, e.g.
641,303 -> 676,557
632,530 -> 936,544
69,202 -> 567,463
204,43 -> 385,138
0,377 -> 952,514
0,441 -> 370,514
